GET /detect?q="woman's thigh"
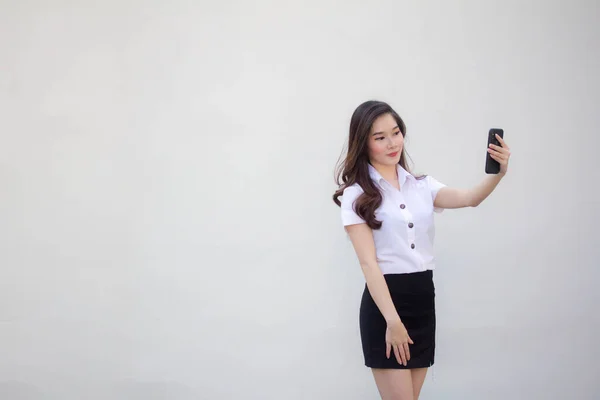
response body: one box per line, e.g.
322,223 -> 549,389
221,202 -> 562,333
371,368 -> 414,400
410,368 -> 428,399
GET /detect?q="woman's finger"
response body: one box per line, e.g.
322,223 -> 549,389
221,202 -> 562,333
490,150 -> 506,159
393,344 -> 402,365
488,149 -> 506,159
487,146 -> 505,155
399,345 -> 407,366
404,342 -> 411,361
490,153 -> 505,163
490,145 -> 511,159
408,335 -> 414,345
489,144 -> 509,153
386,342 -> 391,359
495,134 -> 509,150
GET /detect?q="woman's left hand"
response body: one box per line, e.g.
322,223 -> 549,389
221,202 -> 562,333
487,134 -> 511,175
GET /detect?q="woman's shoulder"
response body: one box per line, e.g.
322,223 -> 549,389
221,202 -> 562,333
421,174 -> 446,191
411,174 -> 445,189
342,182 -> 365,197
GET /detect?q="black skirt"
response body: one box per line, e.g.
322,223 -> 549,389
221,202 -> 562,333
359,270 -> 436,369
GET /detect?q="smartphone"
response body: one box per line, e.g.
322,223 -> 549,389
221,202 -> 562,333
485,128 -> 504,174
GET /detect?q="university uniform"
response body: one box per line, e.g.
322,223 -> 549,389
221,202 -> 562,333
341,164 -> 446,369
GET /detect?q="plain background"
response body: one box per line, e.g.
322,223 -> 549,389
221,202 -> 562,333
1,1 -> 599,399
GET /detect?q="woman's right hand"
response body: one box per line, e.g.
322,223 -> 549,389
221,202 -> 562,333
385,319 -> 414,366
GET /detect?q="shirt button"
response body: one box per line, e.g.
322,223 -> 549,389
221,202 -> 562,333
411,243 -> 415,249
408,222 -> 414,228
400,204 -> 406,209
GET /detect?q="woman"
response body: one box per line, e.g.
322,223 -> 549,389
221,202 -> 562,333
333,100 -> 511,400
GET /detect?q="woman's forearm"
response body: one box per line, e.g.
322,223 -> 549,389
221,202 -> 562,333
361,263 -> 401,323
469,173 -> 505,207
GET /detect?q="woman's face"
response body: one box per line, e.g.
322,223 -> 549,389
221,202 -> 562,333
367,113 -> 403,167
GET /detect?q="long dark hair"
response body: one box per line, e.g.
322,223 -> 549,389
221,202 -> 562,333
333,100 -> 422,230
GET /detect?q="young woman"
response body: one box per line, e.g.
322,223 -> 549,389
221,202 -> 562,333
333,100 -> 511,400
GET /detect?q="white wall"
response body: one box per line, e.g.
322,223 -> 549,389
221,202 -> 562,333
1,1 -> 599,399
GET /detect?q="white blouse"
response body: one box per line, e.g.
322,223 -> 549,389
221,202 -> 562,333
341,164 -> 446,275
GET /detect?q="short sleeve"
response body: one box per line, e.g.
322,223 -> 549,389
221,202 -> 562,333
426,175 -> 446,213
340,184 -> 366,226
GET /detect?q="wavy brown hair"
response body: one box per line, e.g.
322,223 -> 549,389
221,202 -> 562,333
333,100 -> 423,230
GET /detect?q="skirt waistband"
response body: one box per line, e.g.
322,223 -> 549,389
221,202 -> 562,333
379,270 -> 434,296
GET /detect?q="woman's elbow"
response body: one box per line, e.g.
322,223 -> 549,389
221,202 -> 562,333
467,193 -> 481,207
359,261 -> 379,274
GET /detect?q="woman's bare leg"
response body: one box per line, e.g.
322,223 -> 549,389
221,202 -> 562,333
410,368 -> 428,399
372,368 -> 414,400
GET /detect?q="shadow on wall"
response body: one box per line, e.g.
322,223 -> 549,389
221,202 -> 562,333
0,380 -> 213,400
0,381 -> 47,400
109,381 -> 205,400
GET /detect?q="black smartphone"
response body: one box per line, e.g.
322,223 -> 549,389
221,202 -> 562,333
485,128 -> 504,174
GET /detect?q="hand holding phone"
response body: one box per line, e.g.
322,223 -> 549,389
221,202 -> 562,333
485,128 -> 505,174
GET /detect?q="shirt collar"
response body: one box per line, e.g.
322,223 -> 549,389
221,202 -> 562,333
368,163 -> 414,190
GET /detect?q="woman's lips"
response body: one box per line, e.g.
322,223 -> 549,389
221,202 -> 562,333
387,151 -> 399,157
